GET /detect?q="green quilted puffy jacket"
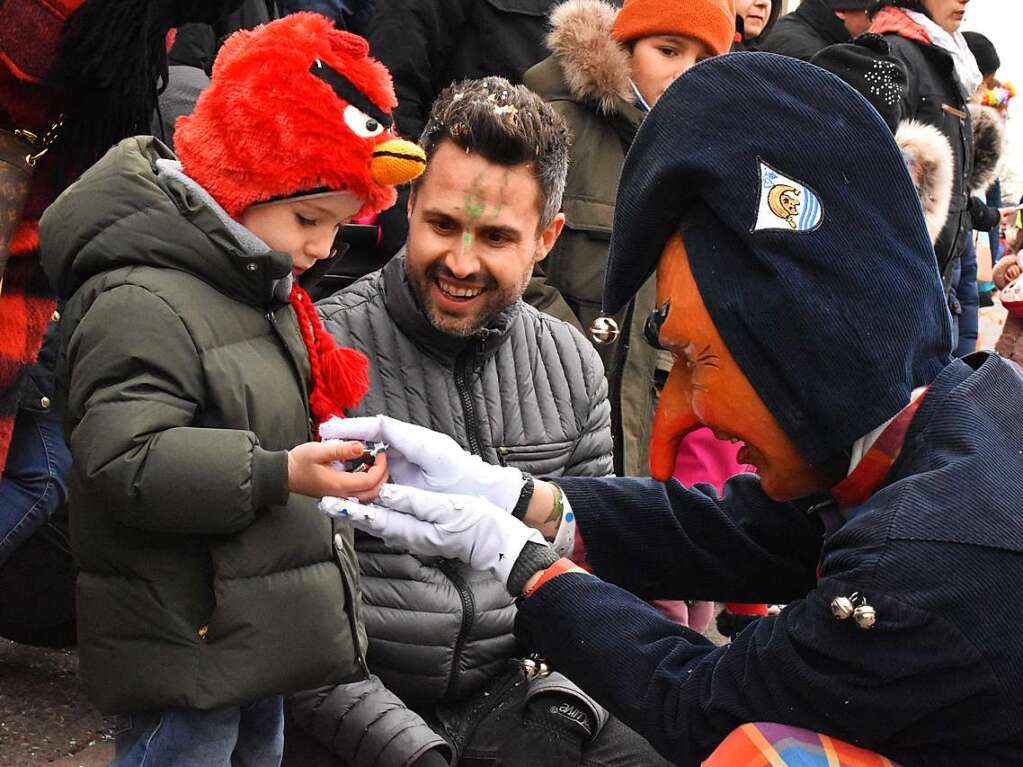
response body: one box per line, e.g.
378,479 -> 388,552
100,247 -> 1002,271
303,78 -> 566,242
39,136 -> 367,714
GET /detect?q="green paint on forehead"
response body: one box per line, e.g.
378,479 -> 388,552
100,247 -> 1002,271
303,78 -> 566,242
464,172 -> 487,224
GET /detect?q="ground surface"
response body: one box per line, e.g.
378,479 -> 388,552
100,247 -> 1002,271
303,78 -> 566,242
0,640 -> 112,765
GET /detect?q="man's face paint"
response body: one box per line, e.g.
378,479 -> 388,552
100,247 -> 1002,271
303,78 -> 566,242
650,234 -> 843,501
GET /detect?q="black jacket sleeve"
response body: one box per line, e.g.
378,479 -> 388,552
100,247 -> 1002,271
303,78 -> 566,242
555,474 -> 823,603
969,195 -> 1000,232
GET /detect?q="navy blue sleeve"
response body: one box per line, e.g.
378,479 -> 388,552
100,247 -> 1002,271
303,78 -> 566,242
514,571 -> 996,764
553,474 -> 822,604
955,237 -> 979,357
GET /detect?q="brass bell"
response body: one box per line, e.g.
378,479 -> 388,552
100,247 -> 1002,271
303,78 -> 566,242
588,316 -> 620,346
520,655 -> 550,679
853,603 -> 877,630
830,596 -> 855,620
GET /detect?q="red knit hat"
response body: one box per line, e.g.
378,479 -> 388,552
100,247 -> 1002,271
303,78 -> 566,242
612,0 -> 735,57
176,14 -> 427,424
175,12 -> 426,219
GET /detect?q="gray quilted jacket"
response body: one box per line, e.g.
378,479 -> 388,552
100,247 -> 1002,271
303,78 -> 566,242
292,255 -> 613,766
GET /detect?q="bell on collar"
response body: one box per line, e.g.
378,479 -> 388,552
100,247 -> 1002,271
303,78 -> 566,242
588,315 -> 620,345
853,603 -> 877,629
830,591 -> 877,629
830,596 -> 855,620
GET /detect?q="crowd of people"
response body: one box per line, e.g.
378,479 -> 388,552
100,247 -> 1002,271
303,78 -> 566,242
1,0 -> 1021,765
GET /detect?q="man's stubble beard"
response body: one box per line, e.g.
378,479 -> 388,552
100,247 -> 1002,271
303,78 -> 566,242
407,254 -> 535,338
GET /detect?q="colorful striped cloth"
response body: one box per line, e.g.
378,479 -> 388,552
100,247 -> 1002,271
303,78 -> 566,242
703,723 -> 900,767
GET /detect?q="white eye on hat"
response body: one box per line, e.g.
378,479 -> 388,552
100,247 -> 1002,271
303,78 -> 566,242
344,105 -> 385,138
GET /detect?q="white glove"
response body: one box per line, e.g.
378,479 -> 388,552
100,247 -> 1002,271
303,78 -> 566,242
319,415 -> 527,512
319,483 -> 543,586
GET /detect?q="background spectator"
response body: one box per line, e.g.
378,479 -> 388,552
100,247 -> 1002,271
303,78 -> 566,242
733,0 -> 780,50
760,0 -> 873,61
871,0 -> 982,355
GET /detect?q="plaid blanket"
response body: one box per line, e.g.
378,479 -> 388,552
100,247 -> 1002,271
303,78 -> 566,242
704,723 -> 899,767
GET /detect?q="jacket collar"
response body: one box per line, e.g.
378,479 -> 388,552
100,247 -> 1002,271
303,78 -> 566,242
814,355 -> 980,534
381,254 -> 521,365
796,0 -> 854,46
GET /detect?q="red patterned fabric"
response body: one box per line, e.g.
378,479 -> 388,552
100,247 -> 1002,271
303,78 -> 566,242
831,393 -> 927,510
869,6 -> 931,46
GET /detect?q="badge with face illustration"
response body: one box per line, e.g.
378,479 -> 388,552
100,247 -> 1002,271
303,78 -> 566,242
753,160 -> 823,233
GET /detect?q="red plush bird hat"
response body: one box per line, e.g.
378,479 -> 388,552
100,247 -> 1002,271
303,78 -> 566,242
176,13 -> 426,425
175,12 -> 425,219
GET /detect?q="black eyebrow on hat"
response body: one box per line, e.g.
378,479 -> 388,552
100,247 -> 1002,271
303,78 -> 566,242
309,59 -> 393,128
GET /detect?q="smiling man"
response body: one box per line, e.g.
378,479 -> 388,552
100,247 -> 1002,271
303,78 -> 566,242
297,77 -> 669,767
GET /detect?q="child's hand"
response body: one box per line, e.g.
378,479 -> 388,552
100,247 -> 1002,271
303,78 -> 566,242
288,440 -> 388,502
1007,264 -> 1022,282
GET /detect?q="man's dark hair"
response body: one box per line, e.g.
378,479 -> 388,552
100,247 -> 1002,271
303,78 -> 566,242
416,76 -> 572,229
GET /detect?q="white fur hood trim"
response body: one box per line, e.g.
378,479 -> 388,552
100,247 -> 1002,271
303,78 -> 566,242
968,103 -> 1005,194
547,0 -> 632,114
896,119 -> 954,245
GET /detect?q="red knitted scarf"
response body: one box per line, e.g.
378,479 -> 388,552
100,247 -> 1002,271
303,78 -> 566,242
288,283 -> 369,429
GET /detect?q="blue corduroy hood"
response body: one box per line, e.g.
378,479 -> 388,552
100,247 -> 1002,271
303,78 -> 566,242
604,52 -> 953,465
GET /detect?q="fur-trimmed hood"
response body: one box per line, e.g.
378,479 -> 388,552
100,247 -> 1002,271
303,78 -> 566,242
896,119 -> 954,244
546,0 -> 632,114
969,103 -> 1004,194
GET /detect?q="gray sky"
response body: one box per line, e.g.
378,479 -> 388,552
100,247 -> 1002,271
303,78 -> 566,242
961,1 -> 1022,199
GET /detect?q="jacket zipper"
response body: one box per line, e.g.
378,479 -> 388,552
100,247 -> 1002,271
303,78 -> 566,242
442,330 -> 493,696
437,558 -> 476,701
454,331 -> 491,456
265,307 -> 368,677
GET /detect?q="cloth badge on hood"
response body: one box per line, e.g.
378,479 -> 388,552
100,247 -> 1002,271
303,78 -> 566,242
753,161 -> 822,233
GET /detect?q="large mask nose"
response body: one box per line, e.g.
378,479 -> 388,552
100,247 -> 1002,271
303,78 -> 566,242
371,139 -> 426,185
649,362 -> 701,480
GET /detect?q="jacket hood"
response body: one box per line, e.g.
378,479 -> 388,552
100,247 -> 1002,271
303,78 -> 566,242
896,119 -> 954,244
968,103 -> 1004,194
39,136 -> 293,305
545,0 -> 632,114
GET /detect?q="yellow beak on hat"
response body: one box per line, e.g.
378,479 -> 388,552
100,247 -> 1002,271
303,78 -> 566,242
371,139 -> 427,186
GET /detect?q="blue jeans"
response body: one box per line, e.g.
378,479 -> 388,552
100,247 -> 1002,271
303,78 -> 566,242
0,404 -> 71,566
113,697 -> 285,767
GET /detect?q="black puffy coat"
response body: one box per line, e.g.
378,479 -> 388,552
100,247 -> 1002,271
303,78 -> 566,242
760,0 -> 853,60
369,0 -> 565,140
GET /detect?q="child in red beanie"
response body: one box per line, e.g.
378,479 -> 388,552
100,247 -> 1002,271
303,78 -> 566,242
39,13 -> 424,766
